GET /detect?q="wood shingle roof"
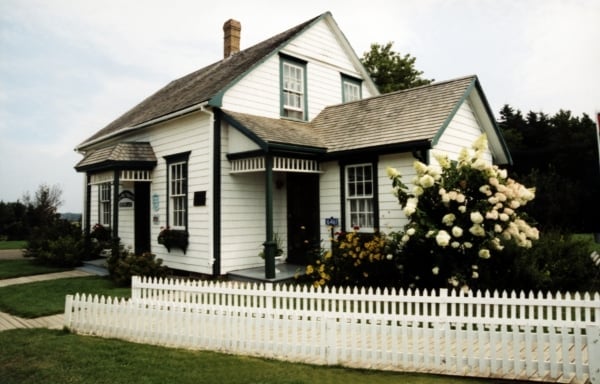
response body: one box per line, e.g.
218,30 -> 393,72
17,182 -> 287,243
75,142 -> 157,171
312,75 -> 477,153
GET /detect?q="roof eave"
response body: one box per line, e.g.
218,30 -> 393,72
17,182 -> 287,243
323,139 -> 431,160
76,101 -> 210,151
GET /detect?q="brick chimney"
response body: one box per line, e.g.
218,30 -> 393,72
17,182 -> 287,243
223,19 -> 241,58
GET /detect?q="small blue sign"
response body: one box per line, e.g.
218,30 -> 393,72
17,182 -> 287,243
325,217 -> 339,226
152,194 -> 160,211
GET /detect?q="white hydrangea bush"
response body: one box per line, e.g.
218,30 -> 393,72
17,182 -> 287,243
387,134 -> 539,290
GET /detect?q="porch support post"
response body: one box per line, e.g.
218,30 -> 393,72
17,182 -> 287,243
264,154 -> 276,279
112,170 -> 120,255
83,173 -> 92,256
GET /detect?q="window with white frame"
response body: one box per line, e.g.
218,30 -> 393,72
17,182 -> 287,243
342,75 -> 362,102
169,161 -> 187,228
281,56 -> 306,120
346,164 -> 374,230
98,183 -> 111,226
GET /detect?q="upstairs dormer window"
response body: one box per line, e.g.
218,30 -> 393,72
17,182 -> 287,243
342,74 -> 362,102
280,54 -> 307,120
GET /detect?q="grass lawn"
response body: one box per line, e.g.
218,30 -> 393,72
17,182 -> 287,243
0,328 -> 516,384
0,276 -> 130,318
0,240 -> 27,250
0,259 -> 70,279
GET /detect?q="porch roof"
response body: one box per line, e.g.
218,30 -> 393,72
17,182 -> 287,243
75,142 -> 157,172
222,110 -> 326,151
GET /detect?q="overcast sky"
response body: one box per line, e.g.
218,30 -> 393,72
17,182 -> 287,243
1,0 -> 598,213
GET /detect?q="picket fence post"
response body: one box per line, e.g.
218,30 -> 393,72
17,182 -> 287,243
64,294 -> 73,329
588,325 -> 600,384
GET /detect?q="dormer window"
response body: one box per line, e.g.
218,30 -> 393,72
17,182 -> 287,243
280,55 -> 307,120
342,74 -> 362,102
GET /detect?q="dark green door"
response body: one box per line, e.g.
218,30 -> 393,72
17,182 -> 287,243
286,173 -> 319,265
134,182 -> 151,255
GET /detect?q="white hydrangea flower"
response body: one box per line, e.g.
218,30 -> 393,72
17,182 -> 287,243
436,230 -> 451,247
470,211 -> 484,224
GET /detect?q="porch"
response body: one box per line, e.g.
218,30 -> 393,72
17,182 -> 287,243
228,262 -> 305,283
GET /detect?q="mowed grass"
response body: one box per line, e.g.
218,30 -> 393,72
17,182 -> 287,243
0,328 -> 517,384
0,259 -> 70,279
0,276 -> 130,318
0,240 -> 27,250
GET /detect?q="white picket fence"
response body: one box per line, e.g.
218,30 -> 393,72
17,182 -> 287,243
64,276 -> 600,383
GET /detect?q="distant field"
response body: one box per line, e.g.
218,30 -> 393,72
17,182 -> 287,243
0,241 -> 27,250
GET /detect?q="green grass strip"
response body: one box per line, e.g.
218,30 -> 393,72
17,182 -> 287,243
0,259 -> 70,279
0,240 -> 27,250
0,328 -> 515,384
0,276 -> 130,318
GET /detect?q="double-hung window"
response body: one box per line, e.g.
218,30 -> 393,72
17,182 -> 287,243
165,152 -> 190,230
98,183 -> 111,226
341,74 -> 362,102
346,164 -> 374,230
280,55 -> 307,120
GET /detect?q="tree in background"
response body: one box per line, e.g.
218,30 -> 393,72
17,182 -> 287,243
360,42 -> 433,93
498,105 -> 600,233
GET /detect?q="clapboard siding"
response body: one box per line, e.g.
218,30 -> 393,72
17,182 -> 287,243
319,161 -> 341,245
378,153 -> 415,232
102,112 -> 214,274
117,182 -> 135,249
219,123 -> 288,272
222,18 -> 373,119
434,100 -> 492,163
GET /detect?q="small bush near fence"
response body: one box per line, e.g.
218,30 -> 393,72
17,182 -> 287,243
107,246 -> 168,287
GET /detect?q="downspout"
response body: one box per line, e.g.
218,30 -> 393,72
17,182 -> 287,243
212,110 -> 222,276
264,154 -> 276,279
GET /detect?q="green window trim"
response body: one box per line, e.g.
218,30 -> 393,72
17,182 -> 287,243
164,151 -> 191,230
279,53 -> 308,121
341,74 -> 362,103
98,182 -> 112,227
340,161 -> 379,232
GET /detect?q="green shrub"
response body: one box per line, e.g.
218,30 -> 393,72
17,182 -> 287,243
473,231 -> 600,293
25,219 -> 84,267
107,246 -> 168,286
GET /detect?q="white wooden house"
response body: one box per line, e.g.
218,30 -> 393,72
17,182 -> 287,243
75,12 -> 511,280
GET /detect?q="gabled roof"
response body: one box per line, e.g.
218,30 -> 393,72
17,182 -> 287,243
75,142 -> 156,172
225,75 -> 511,163
78,11 -> 377,150
77,14 -> 322,149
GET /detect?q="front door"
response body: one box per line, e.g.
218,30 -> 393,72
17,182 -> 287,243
134,182 -> 151,255
287,173 -> 319,265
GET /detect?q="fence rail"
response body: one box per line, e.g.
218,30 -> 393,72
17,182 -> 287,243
64,276 -> 600,384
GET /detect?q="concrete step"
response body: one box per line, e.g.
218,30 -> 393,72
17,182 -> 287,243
78,259 -> 109,277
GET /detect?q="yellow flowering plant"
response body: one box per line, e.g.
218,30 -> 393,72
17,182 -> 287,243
388,134 -> 539,290
301,228 -> 397,288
